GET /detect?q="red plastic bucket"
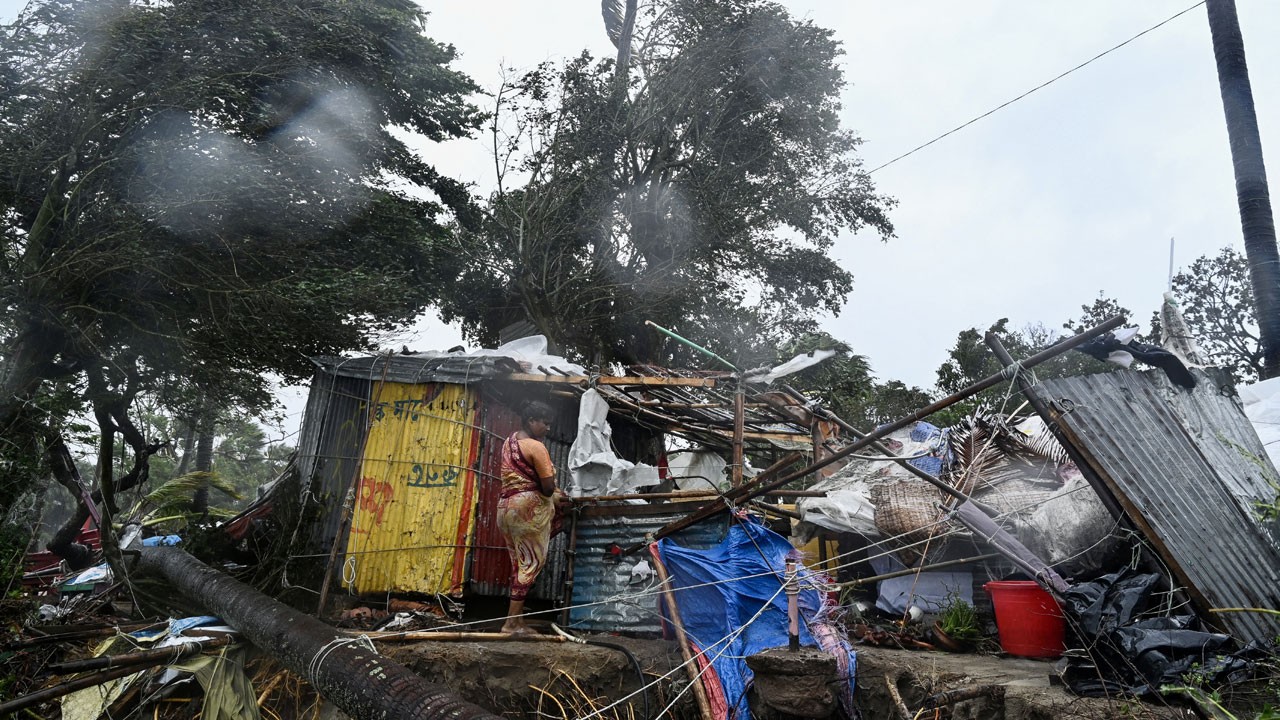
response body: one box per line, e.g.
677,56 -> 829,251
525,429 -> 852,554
984,581 -> 1065,659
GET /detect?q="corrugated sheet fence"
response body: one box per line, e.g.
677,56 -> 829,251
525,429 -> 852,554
569,504 -> 728,634
342,382 -> 481,596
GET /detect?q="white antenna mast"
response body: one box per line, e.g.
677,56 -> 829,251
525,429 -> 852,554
1167,237 -> 1175,291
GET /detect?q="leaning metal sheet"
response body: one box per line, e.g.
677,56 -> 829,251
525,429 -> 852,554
1040,369 -> 1280,642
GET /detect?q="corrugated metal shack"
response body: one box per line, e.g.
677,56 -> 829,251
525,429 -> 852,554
294,352 -> 818,615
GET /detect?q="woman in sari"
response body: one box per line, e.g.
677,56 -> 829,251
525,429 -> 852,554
497,401 -> 569,634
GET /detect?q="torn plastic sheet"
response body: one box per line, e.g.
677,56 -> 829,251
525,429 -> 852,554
667,448 -> 728,492
1058,570 -> 1274,697
657,520 -> 856,719
1239,376 -> 1280,473
407,334 -> 586,376
751,348 -> 838,386
793,423 -> 947,541
567,389 -> 660,496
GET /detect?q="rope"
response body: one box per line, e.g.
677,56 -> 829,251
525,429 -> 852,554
305,634 -> 378,684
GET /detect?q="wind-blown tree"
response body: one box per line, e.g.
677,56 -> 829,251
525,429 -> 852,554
438,0 -> 894,366
0,0 -> 481,555
1165,247 -> 1261,383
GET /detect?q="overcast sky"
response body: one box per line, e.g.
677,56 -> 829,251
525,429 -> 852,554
4,1 -> 1278,401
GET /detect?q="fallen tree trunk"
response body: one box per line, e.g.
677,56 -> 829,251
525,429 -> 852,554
135,546 -> 500,720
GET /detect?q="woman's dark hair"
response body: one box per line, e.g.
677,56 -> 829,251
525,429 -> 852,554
521,401 -> 555,424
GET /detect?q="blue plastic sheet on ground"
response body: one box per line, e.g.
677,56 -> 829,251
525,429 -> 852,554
658,518 -> 856,719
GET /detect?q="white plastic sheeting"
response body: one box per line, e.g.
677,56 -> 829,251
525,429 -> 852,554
1240,376 -> 1280,473
753,349 -> 838,386
408,334 -> 586,376
794,426 -> 941,540
870,553 -> 973,615
566,389 -> 660,496
667,448 -> 728,491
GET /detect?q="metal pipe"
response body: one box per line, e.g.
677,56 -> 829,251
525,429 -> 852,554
644,320 -> 738,371
983,332 -> 1126,520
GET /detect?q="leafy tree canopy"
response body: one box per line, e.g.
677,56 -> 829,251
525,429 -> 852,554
0,0 -> 480,511
1163,246 -> 1260,384
436,0 -> 894,366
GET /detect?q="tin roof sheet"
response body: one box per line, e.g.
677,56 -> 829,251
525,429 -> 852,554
568,504 -> 728,635
312,354 -> 523,385
1040,369 -> 1280,642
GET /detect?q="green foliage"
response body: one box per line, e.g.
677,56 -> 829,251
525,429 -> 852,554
784,332 -> 933,431
0,0 -> 480,512
438,0 -> 894,365
932,308 -> 1128,425
936,592 -> 982,643
1167,247 -> 1262,384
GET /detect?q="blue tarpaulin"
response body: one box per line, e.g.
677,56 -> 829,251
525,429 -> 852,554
657,518 -> 856,719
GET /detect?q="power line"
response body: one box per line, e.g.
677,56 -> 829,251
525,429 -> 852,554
868,1 -> 1207,175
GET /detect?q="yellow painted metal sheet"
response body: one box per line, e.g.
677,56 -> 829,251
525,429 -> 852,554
343,382 -> 480,596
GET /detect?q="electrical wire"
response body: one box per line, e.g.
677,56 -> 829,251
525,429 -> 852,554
868,1 -> 1207,175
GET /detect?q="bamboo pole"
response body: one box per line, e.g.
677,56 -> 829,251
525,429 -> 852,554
650,547 -> 715,720
45,636 -> 234,674
637,316 -> 1125,548
0,661 -> 157,715
357,631 -> 567,643
574,489 -> 825,503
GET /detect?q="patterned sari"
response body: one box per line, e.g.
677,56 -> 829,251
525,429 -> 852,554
497,432 -> 565,600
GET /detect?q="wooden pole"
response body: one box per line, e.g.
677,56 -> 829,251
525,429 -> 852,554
650,546 -> 715,720
732,381 -> 745,487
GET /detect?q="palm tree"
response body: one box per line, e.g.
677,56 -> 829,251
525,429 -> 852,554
1206,0 -> 1280,379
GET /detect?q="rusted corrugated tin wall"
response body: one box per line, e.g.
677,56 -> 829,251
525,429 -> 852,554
296,372 -> 372,552
1041,369 -> 1280,642
569,505 -> 728,634
341,382 -> 482,596
468,394 -> 577,601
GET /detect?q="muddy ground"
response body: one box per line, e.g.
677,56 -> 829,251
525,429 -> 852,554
382,634 -> 1193,719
